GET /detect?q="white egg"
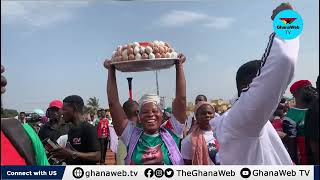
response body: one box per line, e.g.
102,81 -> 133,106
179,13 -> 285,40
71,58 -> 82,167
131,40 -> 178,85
121,49 -> 128,57
145,46 -> 153,54
134,46 -> 140,55
133,42 -> 140,47
171,52 -> 178,58
123,55 -> 129,61
159,41 -> 165,46
135,53 -> 142,60
140,47 -> 146,54
165,52 -> 171,58
153,40 -> 160,46
149,53 -> 155,59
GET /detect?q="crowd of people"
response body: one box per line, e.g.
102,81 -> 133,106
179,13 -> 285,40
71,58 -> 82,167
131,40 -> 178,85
1,3 -> 319,166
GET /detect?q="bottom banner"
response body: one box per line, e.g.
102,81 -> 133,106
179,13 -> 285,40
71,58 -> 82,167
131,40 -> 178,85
1,165 -> 319,180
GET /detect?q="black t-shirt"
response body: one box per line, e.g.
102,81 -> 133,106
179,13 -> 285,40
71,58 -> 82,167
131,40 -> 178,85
304,97 -> 319,164
38,122 -> 70,142
67,121 -> 100,165
305,98 -> 319,140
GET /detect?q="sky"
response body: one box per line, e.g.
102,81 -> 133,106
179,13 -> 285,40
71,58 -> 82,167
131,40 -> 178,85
1,0 -> 319,112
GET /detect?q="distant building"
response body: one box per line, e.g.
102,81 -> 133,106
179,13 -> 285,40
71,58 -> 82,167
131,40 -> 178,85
211,99 -> 231,114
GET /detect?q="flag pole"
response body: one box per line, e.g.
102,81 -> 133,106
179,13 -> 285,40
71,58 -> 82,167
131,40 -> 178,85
127,77 -> 133,100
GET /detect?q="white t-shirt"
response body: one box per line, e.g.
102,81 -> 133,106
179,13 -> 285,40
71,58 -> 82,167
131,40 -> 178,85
210,34 -> 299,165
186,114 -> 193,130
108,125 -> 119,153
121,115 -> 185,146
181,130 -> 220,164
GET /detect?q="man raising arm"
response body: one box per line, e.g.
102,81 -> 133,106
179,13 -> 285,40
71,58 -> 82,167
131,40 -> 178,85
211,3 -> 299,165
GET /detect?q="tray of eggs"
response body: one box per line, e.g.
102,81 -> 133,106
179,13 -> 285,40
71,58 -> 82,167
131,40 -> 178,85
110,41 -> 178,72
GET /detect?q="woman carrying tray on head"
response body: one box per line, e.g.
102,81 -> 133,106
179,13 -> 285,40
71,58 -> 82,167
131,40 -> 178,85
104,53 -> 187,165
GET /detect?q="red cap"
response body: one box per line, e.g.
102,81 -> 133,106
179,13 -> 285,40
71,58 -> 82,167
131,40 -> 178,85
290,80 -> 311,94
49,100 -> 63,109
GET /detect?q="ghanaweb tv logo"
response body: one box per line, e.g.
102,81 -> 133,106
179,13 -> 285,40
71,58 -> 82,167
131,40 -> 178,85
273,10 -> 303,39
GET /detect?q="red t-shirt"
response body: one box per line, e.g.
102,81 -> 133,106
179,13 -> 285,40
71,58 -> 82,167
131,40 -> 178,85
97,118 -> 109,138
1,131 -> 26,165
271,118 -> 283,132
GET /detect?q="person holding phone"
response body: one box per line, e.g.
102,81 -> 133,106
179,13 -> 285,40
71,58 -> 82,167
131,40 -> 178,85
50,95 -> 100,165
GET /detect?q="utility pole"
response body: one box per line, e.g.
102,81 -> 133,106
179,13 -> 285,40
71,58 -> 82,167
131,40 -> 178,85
155,70 -> 159,95
126,77 -> 133,100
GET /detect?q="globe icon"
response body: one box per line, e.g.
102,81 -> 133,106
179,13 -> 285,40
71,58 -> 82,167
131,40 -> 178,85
73,167 -> 84,179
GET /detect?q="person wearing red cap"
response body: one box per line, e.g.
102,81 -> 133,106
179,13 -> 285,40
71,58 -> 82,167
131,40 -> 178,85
283,80 -> 317,164
50,95 -> 100,165
38,100 -> 70,142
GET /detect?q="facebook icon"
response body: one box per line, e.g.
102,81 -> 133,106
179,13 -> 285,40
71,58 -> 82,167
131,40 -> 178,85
144,168 -> 154,178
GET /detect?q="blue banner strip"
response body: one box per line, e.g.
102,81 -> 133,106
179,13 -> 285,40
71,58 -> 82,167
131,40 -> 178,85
1,166 -> 65,180
315,165 -> 319,180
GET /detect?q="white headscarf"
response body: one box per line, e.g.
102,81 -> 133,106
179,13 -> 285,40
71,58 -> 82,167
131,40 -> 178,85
138,94 -> 162,112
